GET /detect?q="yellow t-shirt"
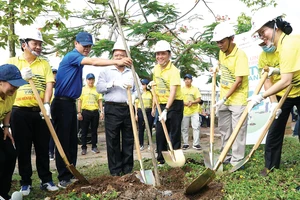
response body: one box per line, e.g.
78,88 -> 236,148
219,45 -> 249,105
182,85 -> 201,116
79,85 -> 103,111
135,90 -> 153,109
7,55 -> 54,107
277,34 -> 300,95
0,93 -> 16,121
258,46 -> 300,98
153,61 -> 183,104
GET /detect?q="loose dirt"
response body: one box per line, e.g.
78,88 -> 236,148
33,127 -> 224,199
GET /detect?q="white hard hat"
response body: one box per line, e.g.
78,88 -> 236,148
211,22 -> 235,42
154,40 -> 171,52
250,7 -> 284,36
19,29 -> 43,42
112,37 -> 129,52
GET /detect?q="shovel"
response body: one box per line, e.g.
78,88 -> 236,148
185,71 -> 268,195
151,85 -> 186,168
110,0 -> 160,186
230,84 -> 292,173
203,69 -> 222,172
28,79 -> 89,184
126,87 -> 155,186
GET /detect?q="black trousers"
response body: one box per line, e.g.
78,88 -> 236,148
51,98 -> 77,181
11,108 -> 52,185
0,129 -> 17,200
104,104 -> 134,175
137,108 -> 154,146
265,96 -> 300,169
81,109 -> 99,149
49,119 -> 55,155
156,100 -> 184,163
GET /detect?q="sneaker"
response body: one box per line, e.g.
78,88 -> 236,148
182,145 -> 189,150
40,181 -> 59,191
11,191 -> 23,199
140,145 -> 144,151
193,145 -> 202,150
58,180 -> 72,189
20,185 -> 31,196
148,145 -> 151,150
91,147 -> 100,154
81,149 -> 87,155
49,153 -> 55,161
70,176 -> 79,183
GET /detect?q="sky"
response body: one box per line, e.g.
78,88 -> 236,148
1,0 -> 300,90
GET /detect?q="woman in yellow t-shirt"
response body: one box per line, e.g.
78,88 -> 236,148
135,79 -> 155,150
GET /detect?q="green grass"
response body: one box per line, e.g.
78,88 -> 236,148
10,136 -> 300,199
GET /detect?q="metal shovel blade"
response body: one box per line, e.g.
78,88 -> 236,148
229,156 -> 249,173
162,149 -> 186,168
203,150 -> 223,174
185,168 -> 216,195
136,169 -> 156,186
67,164 -> 89,184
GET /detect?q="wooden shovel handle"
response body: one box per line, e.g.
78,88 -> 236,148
210,71 -> 217,143
126,87 -> 144,165
28,79 -> 70,166
151,85 -> 174,151
214,71 -> 268,170
250,84 -> 293,155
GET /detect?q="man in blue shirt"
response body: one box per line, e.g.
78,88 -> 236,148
51,32 -> 132,188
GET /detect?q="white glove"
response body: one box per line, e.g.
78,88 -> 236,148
106,82 -> 113,89
147,81 -> 155,90
114,79 -> 133,89
21,67 -> 33,81
113,80 -> 127,89
159,109 -> 167,122
40,103 -> 51,119
213,99 -> 225,108
247,94 -> 265,111
263,67 -> 280,77
269,102 -> 282,119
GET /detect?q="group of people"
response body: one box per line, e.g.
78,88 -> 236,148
211,6 -> 300,180
1,7 -> 300,199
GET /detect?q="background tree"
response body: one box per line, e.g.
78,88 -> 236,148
0,0 -> 71,57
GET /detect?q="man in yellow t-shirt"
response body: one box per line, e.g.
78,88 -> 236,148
211,22 -> 249,166
0,64 -> 27,200
7,29 -> 58,195
249,10 -> 300,175
181,74 -> 201,150
152,40 -> 184,165
77,73 -> 103,155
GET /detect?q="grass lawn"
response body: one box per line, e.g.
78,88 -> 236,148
10,136 -> 300,199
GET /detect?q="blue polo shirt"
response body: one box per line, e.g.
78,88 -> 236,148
55,49 -> 85,99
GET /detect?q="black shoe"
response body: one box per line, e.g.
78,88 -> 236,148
81,149 -> 87,155
193,145 -> 202,150
260,168 -> 271,177
111,172 -> 121,176
223,158 -> 231,164
182,145 -> 189,150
